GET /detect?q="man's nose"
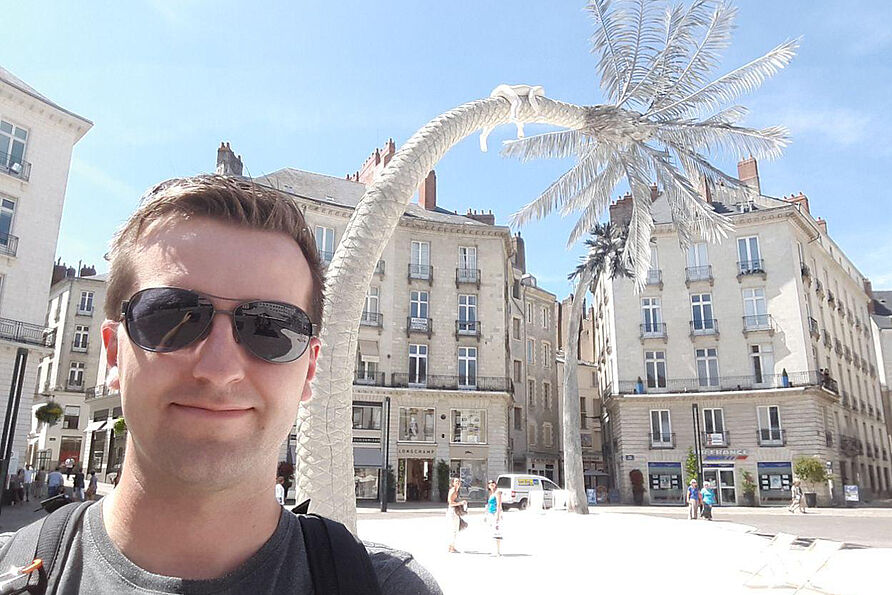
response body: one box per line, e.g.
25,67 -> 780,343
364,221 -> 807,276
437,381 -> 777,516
190,312 -> 246,385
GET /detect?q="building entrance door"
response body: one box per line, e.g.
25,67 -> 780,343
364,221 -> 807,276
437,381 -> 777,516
704,467 -> 737,505
398,458 -> 433,502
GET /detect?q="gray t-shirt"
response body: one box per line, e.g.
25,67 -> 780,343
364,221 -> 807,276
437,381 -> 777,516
0,504 -> 441,594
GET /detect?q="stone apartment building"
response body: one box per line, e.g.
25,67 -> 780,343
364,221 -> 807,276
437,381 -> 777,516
28,264 -> 108,472
595,158 -> 890,506
868,291 -> 892,457
0,68 -> 90,477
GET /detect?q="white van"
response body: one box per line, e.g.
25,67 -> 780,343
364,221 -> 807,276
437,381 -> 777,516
496,474 -> 562,510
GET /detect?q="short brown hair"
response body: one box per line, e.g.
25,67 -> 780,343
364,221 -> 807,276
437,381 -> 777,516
105,175 -> 324,327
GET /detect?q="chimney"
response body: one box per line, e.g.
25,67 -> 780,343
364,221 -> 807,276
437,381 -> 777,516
51,258 -> 68,286
79,264 -> 97,277
815,217 -> 828,235
465,209 -> 495,225
608,193 -> 633,226
698,176 -> 713,203
737,157 -> 760,195
350,138 -> 397,185
865,280 -> 874,306
512,232 -> 526,273
418,170 -> 437,211
216,142 -> 244,176
783,192 -> 810,214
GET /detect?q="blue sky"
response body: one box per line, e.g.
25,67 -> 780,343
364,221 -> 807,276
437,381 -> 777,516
5,1 -> 892,298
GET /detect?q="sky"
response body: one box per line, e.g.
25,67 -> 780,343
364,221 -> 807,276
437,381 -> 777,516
5,1 -> 892,299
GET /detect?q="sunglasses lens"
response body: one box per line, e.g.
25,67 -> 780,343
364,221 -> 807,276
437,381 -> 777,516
234,301 -> 312,363
126,288 -> 213,352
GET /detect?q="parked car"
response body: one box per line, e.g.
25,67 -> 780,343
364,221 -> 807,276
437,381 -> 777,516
496,474 -> 563,510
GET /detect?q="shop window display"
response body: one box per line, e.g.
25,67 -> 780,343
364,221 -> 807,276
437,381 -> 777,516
354,467 -> 379,500
449,459 -> 487,502
398,407 -> 435,442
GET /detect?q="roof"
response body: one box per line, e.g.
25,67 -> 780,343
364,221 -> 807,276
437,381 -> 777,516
871,291 -> 892,330
0,66 -> 92,125
256,168 -> 496,227
648,185 -> 790,225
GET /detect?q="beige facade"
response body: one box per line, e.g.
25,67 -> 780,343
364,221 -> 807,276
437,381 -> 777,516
868,291 -> 892,476
596,159 -> 890,505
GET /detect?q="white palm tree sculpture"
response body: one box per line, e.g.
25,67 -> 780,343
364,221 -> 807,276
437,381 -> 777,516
296,0 -> 797,532
563,223 -> 629,513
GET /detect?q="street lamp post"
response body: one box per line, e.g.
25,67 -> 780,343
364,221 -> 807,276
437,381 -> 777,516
380,396 -> 391,512
691,403 -> 703,486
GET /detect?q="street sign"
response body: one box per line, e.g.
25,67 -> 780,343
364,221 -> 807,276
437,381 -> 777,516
625,455 -> 635,461
844,485 -> 859,502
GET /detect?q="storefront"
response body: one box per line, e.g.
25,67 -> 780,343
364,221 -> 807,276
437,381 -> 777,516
702,463 -> 737,505
396,444 -> 437,502
647,461 -> 684,504
450,444 -> 488,502
757,461 -> 792,505
353,441 -> 383,500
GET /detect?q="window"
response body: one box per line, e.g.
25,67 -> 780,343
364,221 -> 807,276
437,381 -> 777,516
737,236 -> 762,272
514,407 -> 523,430
690,294 -> 715,332
364,287 -> 379,315
687,242 -> 709,267
352,405 -> 382,430
93,408 -> 109,422
63,405 -> 80,430
408,344 -> 427,386
641,297 -> 662,334
695,348 -> 719,387
411,240 -> 430,267
526,303 -> 533,323
743,288 -> 769,327
458,246 -> 477,270
542,342 -> 551,367
528,423 -> 537,446
650,410 -> 672,444
0,198 -> 15,254
355,358 -> 378,383
541,306 -> 549,329
452,409 -> 485,443
78,291 -> 94,315
750,344 -> 775,385
757,405 -> 783,443
0,120 -> 27,174
512,317 -> 521,340
645,351 -> 667,389
703,409 -> 725,445
528,379 -> 535,408
409,291 -> 429,319
543,383 -> 552,410
73,325 -> 89,352
315,226 -> 335,262
580,397 -> 588,429
513,360 -> 522,382
68,362 -> 85,388
458,347 -> 477,388
543,423 -> 554,448
458,295 -> 478,332
527,338 -> 535,364
399,407 -> 435,441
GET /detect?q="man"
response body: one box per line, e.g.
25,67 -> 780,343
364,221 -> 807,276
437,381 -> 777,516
687,479 -> 702,520
46,467 -> 64,498
275,476 -> 286,506
22,465 -> 33,503
33,467 -> 46,500
0,176 -> 440,593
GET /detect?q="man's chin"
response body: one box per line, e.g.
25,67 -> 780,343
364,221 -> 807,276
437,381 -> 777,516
153,437 -> 266,488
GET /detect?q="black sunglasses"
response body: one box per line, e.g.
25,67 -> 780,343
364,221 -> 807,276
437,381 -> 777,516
121,287 -> 314,364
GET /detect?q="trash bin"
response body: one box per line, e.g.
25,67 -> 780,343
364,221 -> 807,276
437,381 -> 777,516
804,492 -> 817,508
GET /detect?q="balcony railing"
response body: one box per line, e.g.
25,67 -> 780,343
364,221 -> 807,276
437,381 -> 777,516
71,343 -> 88,353
815,279 -> 824,297
640,322 -> 667,339
756,428 -> 786,446
0,152 -> 31,181
374,260 -> 385,276
0,232 -> 19,257
353,370 -> 386,386
827,291 -> 836,307
408,263 -> 433,283
616,370 -> 838,395
808,317 -> 819,337
685,265 -> 713,285
406,316 -> 432,336
834,339 -> 843,356
645,269 -> 663,288
648,432 -> 676,449
317,249 -> 333,264
455,319 -> 481,338
742,314 -> 774,333
690,319 -> 718,336
76,307 -> 94,316
840,435 -> 862,457
455,268 -> 480,287
66,381 -> 84,392
822,330 -> 832,347
800,262 -> 811,280
0,318 -> 55,347
85,384 -> 114,401
360,311 -> 383,327
702,431 -> 730,447
737,259 -> 766,277
844,346 -> 852,362
390,373 -> 512,392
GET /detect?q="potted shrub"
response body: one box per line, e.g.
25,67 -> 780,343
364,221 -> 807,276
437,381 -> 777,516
793,456 -> 831,508
385,465 -> 396,503
113,417 -> 128,436
35,401 -> 64,426
629,469 -> 645,505
741,470 -> 757,506
436,459 -> 450,502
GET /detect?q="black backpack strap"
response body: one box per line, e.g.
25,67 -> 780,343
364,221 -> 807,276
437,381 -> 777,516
31,501 -> 93,594
297,514 -> 382,595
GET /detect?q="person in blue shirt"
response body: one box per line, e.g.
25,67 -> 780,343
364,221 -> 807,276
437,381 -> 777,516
701,481 -> 717,520
687,479 -> 702,519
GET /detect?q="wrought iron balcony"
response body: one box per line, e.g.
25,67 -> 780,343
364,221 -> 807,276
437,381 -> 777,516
685,265 -> 713,285
645,269 -> 663,288
71,342 -> 88,353
455,268 -> 480,288
822,330 -> 832,347
827,290 -> 836,307
390,373 -> 512,392
353,370 -> 386,386
66,381 -> 84,392
616,370 -> 838,395
0,318 -> 55,347
648,432 -> 676,449
737,259 -> 766,278
800,262 -> 811,280
76,307 -> 93,316
689,319 -> 718,336
408,263 -> 433,283
639,322 -> 667,340
0,152 -> 31,181
455,319 -> 481,338
808,317 -> 819,337
844,346 -> 852,362
0,232 -> 19,257
374,260 -> 385,276
85,384 -> 116,401
834,338 -> 843,355
317,249 -> 333,264
815,279 -> 824,297
702,431 -> 730,447
360,311 -> 383,327
742,314 -> 774,333
756,428 -> 786,447
406,316 -> 432,337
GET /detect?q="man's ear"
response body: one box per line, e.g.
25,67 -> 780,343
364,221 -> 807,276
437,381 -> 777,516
101,320 -> 120,390
299,337 -> 322,403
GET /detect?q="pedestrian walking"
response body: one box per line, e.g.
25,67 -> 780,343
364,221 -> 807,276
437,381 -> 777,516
22,465 -> 34,502
485,479 -> 503,557
85,470 -> 99,501
687,479 -> 702,520
275,476 -> 285,506
47,466 -> 64,498
701,481 -> 716,520
446,477 -> 468,553
14,469 -> 26,505
34,467 -> 46,500
7,471 -> 22,506
73,467 -> 86,501
789,479 -> 807,513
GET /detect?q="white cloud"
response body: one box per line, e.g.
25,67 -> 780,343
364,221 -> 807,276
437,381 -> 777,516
782,107 -> 870,146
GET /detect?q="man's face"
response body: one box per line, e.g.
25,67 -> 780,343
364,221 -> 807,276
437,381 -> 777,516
102,217 -> 320,488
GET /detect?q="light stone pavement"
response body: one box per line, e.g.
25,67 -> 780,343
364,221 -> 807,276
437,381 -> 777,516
357,507 -> 891,595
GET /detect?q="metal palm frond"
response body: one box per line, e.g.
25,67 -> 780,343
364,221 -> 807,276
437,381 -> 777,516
505,0 -> 797,290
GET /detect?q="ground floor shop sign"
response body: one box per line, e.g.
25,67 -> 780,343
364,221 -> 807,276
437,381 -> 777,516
397,445 -> 437,458
757,461 -> 792,504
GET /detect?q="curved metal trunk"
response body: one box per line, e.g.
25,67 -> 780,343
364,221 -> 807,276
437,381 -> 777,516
562,270 -> 592,514
296,95 -> 589,533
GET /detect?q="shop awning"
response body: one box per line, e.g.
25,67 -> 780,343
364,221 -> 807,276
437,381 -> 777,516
584,469 -> 608,477
83,420 -> 107,434
358,340 -> 380,362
